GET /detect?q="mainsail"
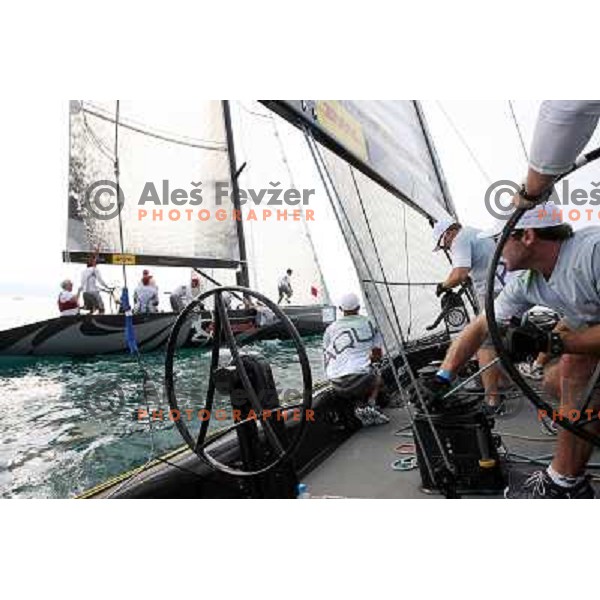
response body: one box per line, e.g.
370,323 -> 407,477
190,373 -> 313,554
261,100 -> 460,352
66,100 -> 241,269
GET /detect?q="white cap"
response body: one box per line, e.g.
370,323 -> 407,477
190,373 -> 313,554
479,201 -> 563,239
432,218 -> 456,251
339,292 -> 360,311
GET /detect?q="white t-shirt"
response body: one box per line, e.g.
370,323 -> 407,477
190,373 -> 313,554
495,227 -> 600,330
530,100 -> 600,176
323,314 -> 383,380
172,284 -> 192,303
278,274 -> 292,290
81,267 -> 107,294
134,283 -> 159,313
451,226 -> 504,296
58,291 -> 79,316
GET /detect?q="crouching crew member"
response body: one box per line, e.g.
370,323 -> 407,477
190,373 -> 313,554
323,292 -> 389,427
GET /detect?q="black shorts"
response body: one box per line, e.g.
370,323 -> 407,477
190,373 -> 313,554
330,371 -> 378,402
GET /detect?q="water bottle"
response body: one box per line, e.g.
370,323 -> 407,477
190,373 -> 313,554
296,483 -> 310,499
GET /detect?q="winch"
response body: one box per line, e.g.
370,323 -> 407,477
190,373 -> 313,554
411,363 -> 506,495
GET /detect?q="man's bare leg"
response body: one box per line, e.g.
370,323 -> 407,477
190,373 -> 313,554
550,354 -> 600,477
478,347 -> 503,407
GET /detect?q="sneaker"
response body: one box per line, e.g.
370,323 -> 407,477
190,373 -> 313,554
354,407 -> 374,427
505,469 -> 595,499
484,396 -> 506,417
365,405 -> 390,425
517,362 -> 544,381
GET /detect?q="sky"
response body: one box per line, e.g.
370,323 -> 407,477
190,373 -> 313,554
1,100 -> 599,319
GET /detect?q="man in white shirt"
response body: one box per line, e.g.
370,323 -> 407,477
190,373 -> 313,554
323,292 -> 389,426
80,258 -> 108,314
433,219 -> 506,412
277,269 -> 293,304
57,279 -> 80,316
431,203 -> 600,498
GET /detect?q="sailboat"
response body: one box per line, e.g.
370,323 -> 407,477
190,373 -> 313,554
0,101 -> 335,357
79,100 -> 600,499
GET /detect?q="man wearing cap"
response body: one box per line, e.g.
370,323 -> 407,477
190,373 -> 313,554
170,273 -> 202,313
134,271 -> 159,314
431,202 -> 600,498
322,292 -> 389,426
433,218 -> 506,412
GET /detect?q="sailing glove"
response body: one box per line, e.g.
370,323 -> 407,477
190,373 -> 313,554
435,283 -> 447,297
504,323 -> 564,362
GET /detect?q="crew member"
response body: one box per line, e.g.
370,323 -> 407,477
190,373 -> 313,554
134,272 -> 159,314
170,273 -> 210,312
323,292 -> 389,426
432,218 -> 506,412
57,279 -> 80,316
80,257 -> 108,314
432,203 -> 600,498
277,269 -> 293,304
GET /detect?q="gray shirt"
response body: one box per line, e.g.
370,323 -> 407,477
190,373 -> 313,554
495,227 -> 600,330
451,226 -> 503,296
530,100 -> 600,176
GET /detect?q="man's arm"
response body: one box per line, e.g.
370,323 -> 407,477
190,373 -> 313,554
442,267 -> 470,290
440,314 -> 489,374
561,324 -> 600,357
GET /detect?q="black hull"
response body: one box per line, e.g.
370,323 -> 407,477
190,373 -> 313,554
0,305 -> 335,357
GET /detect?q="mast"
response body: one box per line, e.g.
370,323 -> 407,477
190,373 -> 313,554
222,100 -> 250,288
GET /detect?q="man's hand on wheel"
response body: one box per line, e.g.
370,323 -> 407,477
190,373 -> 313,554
435,283 -> 447,297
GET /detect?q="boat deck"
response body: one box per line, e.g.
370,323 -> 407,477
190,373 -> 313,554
305,396 -> 600,499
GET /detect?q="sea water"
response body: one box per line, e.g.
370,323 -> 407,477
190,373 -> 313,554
0,295 -> 325,498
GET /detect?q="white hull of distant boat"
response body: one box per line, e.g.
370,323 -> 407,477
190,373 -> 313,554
0,313 -> 189,357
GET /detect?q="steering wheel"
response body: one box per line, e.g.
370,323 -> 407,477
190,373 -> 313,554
165,286 -> 313,477
485,146 -> 600,448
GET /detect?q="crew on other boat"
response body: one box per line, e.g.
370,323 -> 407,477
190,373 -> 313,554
277,269 -> 293,304
170,273 -> 210,312
323,292 -> 389,427
134,272 -> 159,314
431,204 -> 600,499
432,218 -> 507,413
57,279 -> 80,316
80,257 -> 107,314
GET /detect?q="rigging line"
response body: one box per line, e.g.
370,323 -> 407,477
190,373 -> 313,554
349,165 -> 408,346
401,203 -> 413,340
435,101 -> 493,184
508,100 -> 529,162
81,112 -> 115,163
303,129 -> 453,484
81,104 -> 227,152
114,101 -> 128,287
83,100 -> 227,149
269,109 -> 331,304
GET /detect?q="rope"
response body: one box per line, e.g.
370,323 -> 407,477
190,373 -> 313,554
435,101 -> 493,184
82,103 -> 227,152
508,100 -> 529,162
